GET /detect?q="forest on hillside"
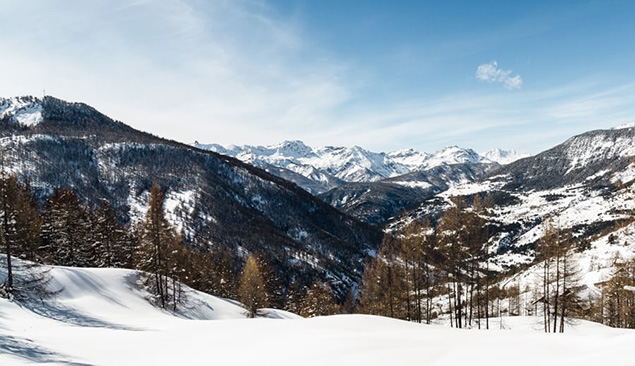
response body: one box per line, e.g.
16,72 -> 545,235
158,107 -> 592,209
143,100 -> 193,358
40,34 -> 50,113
1,169 -> 634,330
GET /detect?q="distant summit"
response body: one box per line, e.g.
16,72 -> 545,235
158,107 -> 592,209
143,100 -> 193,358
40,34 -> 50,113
481,148 -> 530,165
196,140 -> 528,194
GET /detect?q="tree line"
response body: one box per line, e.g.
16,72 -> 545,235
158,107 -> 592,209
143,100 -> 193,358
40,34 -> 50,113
3,169 -> 631,325
0,173 -> 340,317
357,193 -> 635,331
358,194 -> 497,328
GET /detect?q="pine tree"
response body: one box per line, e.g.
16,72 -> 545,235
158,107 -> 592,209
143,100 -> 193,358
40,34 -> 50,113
40,188 -> 90,267
238,254 -> 268,318
12,181 -> 41,262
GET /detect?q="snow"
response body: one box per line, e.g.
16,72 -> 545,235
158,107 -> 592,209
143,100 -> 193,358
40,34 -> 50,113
196,141 -> 505,187
612,162 -> 635,184
486,220 -> 635,307
481,148 -> 530,165
565,132 -> 635,173
1,260 -> 634,365
440,180 -> 505,198
612,122 -> 635,130
164,189 -> 197,231
0,97 -> 43,126
392,181 -> 433,189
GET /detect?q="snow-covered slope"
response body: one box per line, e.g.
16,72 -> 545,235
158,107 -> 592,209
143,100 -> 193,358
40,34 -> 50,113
396,126 -> 635,272
482,148 -> 530,165
1,260 -> 632,366
196,141 -> 523,194
0,96 -> 43,126
0,96 -> 382,300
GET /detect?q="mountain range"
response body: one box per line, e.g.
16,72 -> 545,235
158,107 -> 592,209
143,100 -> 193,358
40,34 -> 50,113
2,95 -> 634,291
0,96 -> 381,298
199,121 -> 635,276
195,140 -> 529,194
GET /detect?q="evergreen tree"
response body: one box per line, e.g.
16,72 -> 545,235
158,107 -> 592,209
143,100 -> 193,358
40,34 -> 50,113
40,187 -> 90,267
1,174 -> 20,293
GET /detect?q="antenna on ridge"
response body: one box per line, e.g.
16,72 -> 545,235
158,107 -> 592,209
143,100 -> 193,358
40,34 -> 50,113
43,88 -> 46,98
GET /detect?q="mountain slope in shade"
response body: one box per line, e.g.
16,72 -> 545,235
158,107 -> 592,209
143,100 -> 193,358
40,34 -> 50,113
320,163 -> 497,225
0,96 -> 382,298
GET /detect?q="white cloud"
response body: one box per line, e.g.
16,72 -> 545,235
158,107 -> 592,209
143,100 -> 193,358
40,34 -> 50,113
0,0 -> 355,147
476,61 -> 523,90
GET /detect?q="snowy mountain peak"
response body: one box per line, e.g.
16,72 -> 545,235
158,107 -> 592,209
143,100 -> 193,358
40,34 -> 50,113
271,140 -> 314,158
434,146 -> 483,164
196,140 -> 505,194
0,96 -> 43,126
482,148 -> 530,165
561,126 -> 635,172
612,122 -> 635,130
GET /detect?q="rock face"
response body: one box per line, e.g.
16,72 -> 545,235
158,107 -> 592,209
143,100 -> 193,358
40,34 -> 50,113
0,96 -> 382,297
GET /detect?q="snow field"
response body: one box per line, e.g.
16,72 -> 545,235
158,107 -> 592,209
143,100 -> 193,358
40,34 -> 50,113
1,263 -> 634,366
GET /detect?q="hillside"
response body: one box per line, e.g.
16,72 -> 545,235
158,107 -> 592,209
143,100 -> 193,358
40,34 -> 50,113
1,260 -> 632,366
393,126 -> 635,271
0,96 -> 382,297
321,163 -> 496,225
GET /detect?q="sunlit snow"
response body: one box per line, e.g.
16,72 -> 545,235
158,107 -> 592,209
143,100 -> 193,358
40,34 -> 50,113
0,261 -> 633,366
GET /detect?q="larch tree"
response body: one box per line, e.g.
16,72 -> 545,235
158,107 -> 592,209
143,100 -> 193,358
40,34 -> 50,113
238,254 -> 268,318
437,196 -> 469,328
135,182 -> 176,309
300,282 -> 340,317
358,233 -> 407,319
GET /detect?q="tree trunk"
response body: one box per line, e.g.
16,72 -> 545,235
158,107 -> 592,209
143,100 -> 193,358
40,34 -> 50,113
553,250 -> 560,333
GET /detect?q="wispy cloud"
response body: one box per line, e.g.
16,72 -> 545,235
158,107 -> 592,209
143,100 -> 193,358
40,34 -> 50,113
0,0 -> 355,146
1,1 -> 633,156
476,61 -> 523,90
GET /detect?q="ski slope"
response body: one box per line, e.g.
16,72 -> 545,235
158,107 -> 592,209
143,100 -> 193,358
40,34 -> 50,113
0,262 -> 633,365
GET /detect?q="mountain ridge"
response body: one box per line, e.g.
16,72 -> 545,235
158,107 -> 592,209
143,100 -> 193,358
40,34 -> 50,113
0,95 -> 382,298
196,140 -> 528,194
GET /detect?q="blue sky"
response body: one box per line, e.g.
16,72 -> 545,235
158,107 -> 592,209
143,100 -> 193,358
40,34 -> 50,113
1,0 -> 634,154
